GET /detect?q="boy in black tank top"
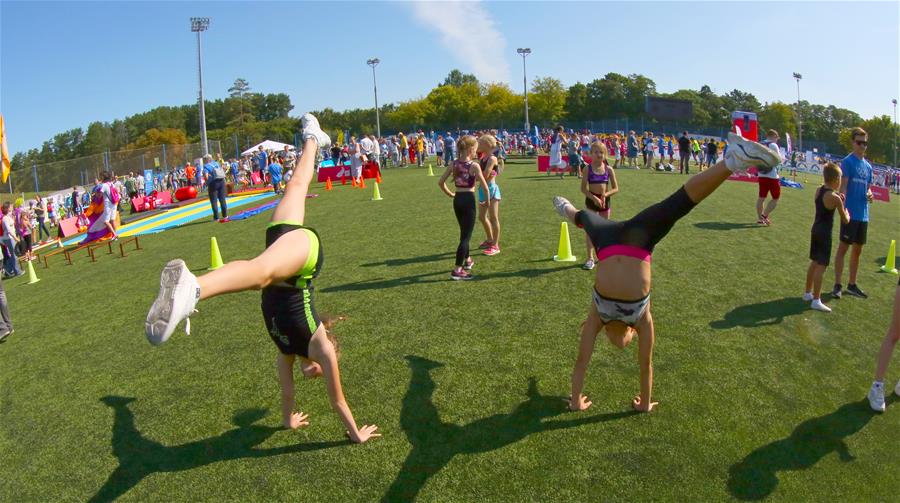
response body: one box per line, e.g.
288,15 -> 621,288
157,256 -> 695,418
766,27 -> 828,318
803,162 -> 850,312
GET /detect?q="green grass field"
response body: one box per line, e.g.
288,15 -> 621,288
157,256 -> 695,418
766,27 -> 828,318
1,157 -> 898,502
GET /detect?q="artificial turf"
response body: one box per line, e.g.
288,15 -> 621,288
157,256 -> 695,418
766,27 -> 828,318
1,157 -> 898,502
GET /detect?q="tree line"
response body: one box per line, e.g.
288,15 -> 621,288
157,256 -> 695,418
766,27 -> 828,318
10,70 -> 898,171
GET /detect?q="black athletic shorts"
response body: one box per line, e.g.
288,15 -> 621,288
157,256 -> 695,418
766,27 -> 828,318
584,194 -> 611,213
839,220 -> 867,245
809,230 -> 832,266
576,186 -> 696,253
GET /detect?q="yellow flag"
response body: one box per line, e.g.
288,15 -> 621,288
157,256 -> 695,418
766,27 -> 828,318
336,130 -> 345,147
0,113 -> 10,183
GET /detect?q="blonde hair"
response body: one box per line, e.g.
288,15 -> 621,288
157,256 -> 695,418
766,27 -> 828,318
477,134 -> 497,149
457,135 -> 477,156
589,140 -> 608,161
822,162 -> 842,185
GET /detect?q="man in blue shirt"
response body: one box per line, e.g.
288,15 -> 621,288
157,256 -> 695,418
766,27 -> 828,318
833,127 -> 875,299
202,154 -> 228,221
267,159 -> 283,194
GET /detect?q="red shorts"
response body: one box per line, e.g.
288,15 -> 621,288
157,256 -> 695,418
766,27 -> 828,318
758,177 -> 781,199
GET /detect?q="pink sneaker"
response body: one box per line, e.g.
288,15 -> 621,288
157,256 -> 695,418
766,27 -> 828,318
478,241 -> 493,249
450,269 -> 473,281
483,245 -> 500,256
464,258 -> 475,271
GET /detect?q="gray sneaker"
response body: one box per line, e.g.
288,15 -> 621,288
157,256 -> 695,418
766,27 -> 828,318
868,381 -> 885,412
552,196 -> 574,219
301,113 -> 331,149
145,259 -> 200,346
724,132 -> 782,174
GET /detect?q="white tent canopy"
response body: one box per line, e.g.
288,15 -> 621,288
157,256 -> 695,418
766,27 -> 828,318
241,140 -> 295,156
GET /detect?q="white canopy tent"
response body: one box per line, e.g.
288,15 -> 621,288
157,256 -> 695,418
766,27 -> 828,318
241,140 -> 295,156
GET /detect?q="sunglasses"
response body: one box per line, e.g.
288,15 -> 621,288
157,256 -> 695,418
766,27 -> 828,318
855,140 -> 868,146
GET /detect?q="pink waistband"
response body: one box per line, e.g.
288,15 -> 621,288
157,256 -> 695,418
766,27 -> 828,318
596,244 -> 652,263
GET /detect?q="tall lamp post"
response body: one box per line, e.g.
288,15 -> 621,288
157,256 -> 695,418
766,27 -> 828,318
793,72 -> 802,153
517,48 -> 531,133
367,58 -> 381,138
892,98 -> 898,168
191,17 -> 210,157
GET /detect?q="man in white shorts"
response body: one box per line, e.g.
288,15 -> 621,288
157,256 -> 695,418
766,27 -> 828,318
548,126 -> 566,177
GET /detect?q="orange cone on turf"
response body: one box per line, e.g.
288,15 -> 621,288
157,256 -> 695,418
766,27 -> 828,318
325,177 -> 333,191
360,177 -> 367,189
351,177 -> 358,188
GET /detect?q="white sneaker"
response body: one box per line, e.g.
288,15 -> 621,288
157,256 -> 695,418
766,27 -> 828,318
724,132 -> 782,174
582,259 -> 595,270
810,298 -> 832,312
552,196 -> 574,218
802,292 -> 814,302
301,113 -> 331,149
145,259 -> 200,346
868,381 -> 886,412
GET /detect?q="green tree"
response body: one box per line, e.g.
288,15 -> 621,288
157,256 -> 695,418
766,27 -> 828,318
441,69 -> 479,88
758,102 -> 797,139
837,115 -> 899,163
227,78 -> 253,133
480,83 -> 523,129
125,128 -> 189,149
529,76 -> 567,126
564,83 -> 589,123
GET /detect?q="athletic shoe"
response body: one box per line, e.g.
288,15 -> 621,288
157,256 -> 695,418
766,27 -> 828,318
810,299 -> 832,312
145,259 -> 200,346
0,327 -> 9,342
483,246 -> 500,256
868,381 -> 886,412
464,258 -> 475,271
300,113 -> 331,149
582,259 -> 595,270
895,379 -> 900,398
831,284 -> 842,299
757,216 -> 766,225
845,284 -> 868,299
724,132 -> 782,174
450,269 -> 473,281
478,240 -> 492,250
552,196 -> 575,219
802,292 -> 814,302
762,215 -> 772,226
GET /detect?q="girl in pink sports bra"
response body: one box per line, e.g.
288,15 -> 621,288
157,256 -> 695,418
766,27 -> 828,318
580,141 -> 619,271
552,132 -> 782,414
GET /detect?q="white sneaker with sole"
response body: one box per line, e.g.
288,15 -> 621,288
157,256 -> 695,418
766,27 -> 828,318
724,132 -> 782,174
552,196 -> 575,219
301,113 -> 331,149
145,259 -> 200,346
868,382 -> 886,412
802,292 -> 814,302
810,298 -> 832,312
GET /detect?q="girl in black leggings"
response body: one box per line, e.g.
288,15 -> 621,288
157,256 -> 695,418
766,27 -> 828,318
438,135 -> 492,280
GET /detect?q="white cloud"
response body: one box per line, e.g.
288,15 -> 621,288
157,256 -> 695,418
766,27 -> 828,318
410,0 -> 510,84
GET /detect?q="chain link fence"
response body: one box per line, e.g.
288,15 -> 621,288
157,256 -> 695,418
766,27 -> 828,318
6,141 -> 222,194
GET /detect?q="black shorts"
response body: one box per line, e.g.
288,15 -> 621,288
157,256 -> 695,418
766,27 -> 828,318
839,220 -> 867,245
809,230 -> 832,266
576,186 -> 695,253
584,194 -> 611,213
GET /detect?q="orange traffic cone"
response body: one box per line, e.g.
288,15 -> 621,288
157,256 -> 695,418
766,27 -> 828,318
360,177 -> 367,189
325,177 -> 333,191
376,173 -> 382,184
351,177 -> 358,188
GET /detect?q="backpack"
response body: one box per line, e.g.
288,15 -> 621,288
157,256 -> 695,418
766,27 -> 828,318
109,183 -> 121,205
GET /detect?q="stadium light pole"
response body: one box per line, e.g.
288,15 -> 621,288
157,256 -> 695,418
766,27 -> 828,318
191,17 -> 210,157
793,72 -> 803,153
367,58 -> 381,138
892,98 -> 898,168
517,48 -> 531,133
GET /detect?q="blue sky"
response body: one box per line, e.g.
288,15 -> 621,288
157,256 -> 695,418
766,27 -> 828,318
2,1 -> 898,154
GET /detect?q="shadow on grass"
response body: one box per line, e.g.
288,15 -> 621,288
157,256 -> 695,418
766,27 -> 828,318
709,297 -> 808,329
694,221 -> 759,231
361,252 -> 454,268
382,356 -> 637,502
90,396 -> 347,503
321,265 -> 578,292
727,397 -> 896,501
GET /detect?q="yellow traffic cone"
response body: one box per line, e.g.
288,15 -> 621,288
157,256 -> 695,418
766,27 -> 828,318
552,222 -> 577,262
26,259 -> 40,284
881,239 -> 898,274
372,182 -> 383,201
209,237 -> 224,270
427,164 -> 434,176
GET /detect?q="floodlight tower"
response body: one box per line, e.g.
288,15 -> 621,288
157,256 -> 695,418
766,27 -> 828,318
793,72 -> 803,153
517,48 -> 531,133
367,58 -> 381,138
192,17 -> 210,157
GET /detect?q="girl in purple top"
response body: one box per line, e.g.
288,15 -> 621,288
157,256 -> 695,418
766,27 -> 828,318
580,141 -> 619,270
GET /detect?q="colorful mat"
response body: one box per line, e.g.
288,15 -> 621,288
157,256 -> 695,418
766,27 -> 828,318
61,193 -> 275,246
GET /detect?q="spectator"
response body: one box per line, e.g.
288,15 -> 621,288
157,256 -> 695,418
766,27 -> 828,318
202,154 -> 228,221
678,132 -> 692,175
833,127 -> 875,300
0,277 -> 13,341
1,202 -> 22,278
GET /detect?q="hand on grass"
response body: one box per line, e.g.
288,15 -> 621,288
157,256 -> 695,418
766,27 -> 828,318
348,424 -> 381,444
569,394 -> 592,411
284,412 -> 310,430
632,396 -> 658,413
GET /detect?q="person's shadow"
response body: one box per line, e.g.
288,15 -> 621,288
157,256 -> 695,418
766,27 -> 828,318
709,297 -> 809,329
90,396 -> 348,502
381,356 -> 637,502
727,397 -> 896,500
